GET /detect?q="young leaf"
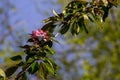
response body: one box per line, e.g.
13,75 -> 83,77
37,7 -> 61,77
44,59 -> 55,75
5,66 -> 18,77
47,59 -> 57,74
44,58 -> 57,75
10,55 -> 22,61
39,62 -> 49,80
53,10 -> 59,17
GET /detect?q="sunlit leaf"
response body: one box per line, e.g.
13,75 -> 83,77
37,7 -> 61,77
53,9 -> 59,17
83,14 -> 89,20
0,68 -> 6,80
39,62 -> 49,80
44,58 -> 55,75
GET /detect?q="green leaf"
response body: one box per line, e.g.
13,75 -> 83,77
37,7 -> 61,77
5,66 -> 18,77
78,18 -> 84,31
39,62 -> 49,80
41,22 -> 56,33
47,59 -> 57,75
102,6 -> 112,21
70,18 -> 77,36
10,55 -> 22,61
59,24 -> 70,34
71,21 -> 80,36
28,61 -> 39,74
44,58 -> 56,75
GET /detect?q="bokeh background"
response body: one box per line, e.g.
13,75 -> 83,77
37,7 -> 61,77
0,0 -> 120,80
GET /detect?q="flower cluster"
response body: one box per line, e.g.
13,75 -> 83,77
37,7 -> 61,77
31,29 -> 50,44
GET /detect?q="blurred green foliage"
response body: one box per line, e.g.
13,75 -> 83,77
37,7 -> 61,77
55,5 -> 120,80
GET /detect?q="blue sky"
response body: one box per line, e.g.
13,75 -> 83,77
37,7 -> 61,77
9,0 -> 62,33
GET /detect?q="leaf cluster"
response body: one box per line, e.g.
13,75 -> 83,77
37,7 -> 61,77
42,0 -> 118,36
5,38 -> 57,80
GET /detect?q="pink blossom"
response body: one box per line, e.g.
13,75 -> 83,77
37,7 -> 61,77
31,29 -> 50,43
